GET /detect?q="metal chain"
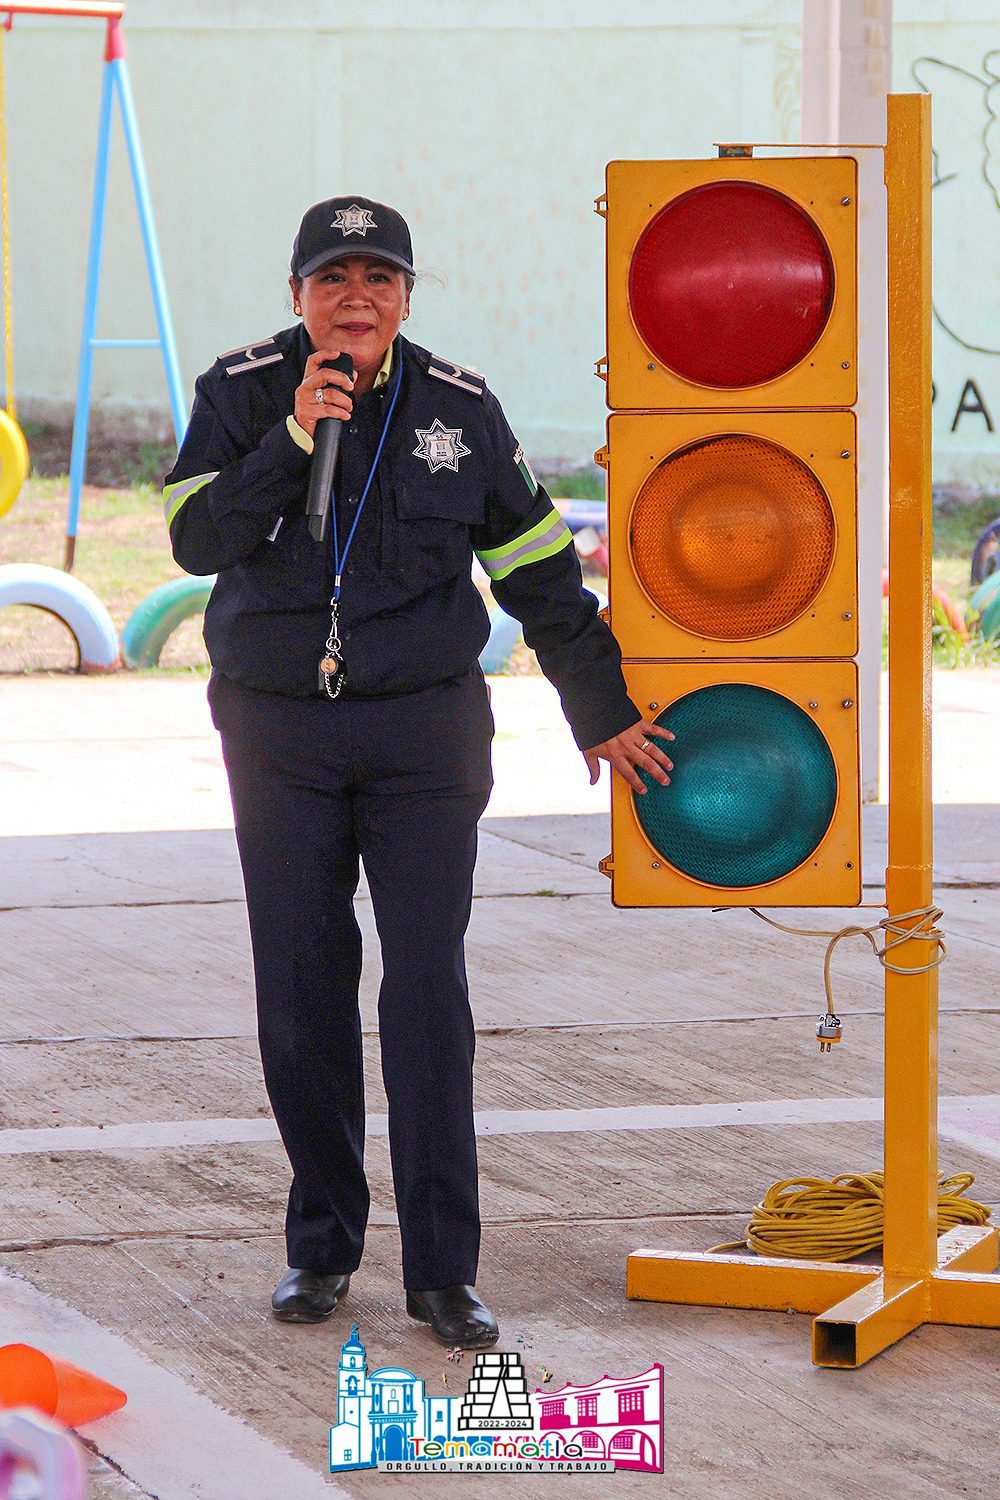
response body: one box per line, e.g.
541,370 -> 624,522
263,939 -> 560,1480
320,598 -> 345,700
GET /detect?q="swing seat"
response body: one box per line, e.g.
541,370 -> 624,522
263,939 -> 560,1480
0,406 -> 27,517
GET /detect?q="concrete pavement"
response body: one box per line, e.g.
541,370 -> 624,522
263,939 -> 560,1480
1,670 -> 999,1498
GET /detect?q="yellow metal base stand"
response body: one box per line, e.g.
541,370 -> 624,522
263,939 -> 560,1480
628,1225 -> 1000,1369
626,93 -> 1000,1368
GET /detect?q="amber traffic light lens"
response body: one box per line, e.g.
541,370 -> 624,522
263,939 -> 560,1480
628,182 -> 835,388
635,685 -> 838,888
629,434 -> 836,640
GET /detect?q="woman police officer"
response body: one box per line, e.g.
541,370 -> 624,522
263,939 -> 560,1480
163,195 -> 673,1348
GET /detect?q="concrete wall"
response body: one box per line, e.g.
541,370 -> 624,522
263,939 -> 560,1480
904,7 -> 1000,489
2,0 -> 805,459
4,0 -> 1000,479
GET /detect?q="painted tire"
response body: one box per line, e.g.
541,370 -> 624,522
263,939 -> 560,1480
0,563 -> 119,671
122,575 -> 216,668
0,411 -> 29,519
477,591 -> 607,675
970,570 -> 1000,641
478,605 -> 522,675
932,583 -> 967,640
553,498 -> 607,535
970,516 -> 1000,586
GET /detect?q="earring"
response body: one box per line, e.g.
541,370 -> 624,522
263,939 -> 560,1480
403,310 -> 409,320
294,303 -> 301,315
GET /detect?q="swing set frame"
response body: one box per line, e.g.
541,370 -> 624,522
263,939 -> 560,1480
1,1 -> 184,567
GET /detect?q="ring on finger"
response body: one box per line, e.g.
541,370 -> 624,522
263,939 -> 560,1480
315,388 -> 325,404
640,738 -> 652,752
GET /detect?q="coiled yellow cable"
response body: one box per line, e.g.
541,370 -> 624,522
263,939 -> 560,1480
710,1171 -> 991,1261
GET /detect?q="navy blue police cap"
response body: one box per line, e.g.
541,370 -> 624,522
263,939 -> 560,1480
290,196 -> 415,279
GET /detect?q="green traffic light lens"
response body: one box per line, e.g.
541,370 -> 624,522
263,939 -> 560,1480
635,684 -> 838,888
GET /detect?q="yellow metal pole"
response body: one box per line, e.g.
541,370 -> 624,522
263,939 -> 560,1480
882,92 -> 937,1279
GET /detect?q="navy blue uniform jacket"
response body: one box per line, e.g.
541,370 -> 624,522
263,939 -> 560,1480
163,324 -> 639,750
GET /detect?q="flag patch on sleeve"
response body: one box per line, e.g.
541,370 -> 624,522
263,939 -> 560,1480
513,444 -> 538,496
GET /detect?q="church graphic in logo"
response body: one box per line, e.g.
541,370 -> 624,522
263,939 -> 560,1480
329,1324 -> 663,1473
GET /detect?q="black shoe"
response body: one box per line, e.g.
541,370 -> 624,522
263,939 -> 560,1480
271,1268 -> 350,1323
406,1284 -> 499,1348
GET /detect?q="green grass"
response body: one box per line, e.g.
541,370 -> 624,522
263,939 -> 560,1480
535,465 -> 606,504
2,466 -> 997,674
21,420 -> 177,489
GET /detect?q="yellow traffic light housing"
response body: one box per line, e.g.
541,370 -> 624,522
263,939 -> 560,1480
600,150 -> 861,911
603,156 -> 857,411
601,410 -> 858,661
604,660 -> 860,909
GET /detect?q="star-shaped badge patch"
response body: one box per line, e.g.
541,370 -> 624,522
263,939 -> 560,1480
332,204 -> 376,237
413,419 -> 472,474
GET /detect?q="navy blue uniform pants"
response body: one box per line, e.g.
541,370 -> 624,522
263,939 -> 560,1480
208,667 -> 494,1289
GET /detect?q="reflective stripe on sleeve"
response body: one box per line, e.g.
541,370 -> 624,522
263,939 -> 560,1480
475,508 -> 573,582
162,471 -> 220,529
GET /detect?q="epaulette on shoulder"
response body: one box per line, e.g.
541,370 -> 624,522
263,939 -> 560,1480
217,338 -> 285,377
427,354 -> 486,399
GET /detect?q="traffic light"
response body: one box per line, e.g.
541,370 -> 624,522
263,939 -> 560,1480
597,154 -> 861,909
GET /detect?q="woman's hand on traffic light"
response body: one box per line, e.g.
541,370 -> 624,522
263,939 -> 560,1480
582,720 -> 674,793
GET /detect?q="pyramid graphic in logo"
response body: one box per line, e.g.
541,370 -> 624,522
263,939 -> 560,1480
457,1352 -> 533,1430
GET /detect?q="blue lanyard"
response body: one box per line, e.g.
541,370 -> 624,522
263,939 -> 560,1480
329,348 -> 404,603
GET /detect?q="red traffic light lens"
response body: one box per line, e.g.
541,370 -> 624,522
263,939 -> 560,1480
630,434 -> 836,640
628,181 -> 835,388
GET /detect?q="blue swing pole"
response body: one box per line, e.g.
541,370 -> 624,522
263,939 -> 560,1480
65,32 -> 113,572
111,21 -> 185,444
64,10 -> 185,570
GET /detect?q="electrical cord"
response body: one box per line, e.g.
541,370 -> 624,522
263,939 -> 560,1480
709,1170 -> 991,1260
740,901 -> 948,1013
715,902 -> 948,1049
704,905 -> 987,1258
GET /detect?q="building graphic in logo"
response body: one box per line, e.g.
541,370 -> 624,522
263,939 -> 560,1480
330,1325 -> 454,1469
536,1368 -> 662,1471
457,1353 -> 532,1430
329,1325 -> 663,1474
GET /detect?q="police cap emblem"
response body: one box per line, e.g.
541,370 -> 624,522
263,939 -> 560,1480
332,204 -> 376,237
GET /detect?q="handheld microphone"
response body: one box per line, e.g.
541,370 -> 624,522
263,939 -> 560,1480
305,353 -> 354,542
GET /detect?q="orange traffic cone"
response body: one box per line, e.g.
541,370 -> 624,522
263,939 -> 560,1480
0,1344 -> 126,1426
